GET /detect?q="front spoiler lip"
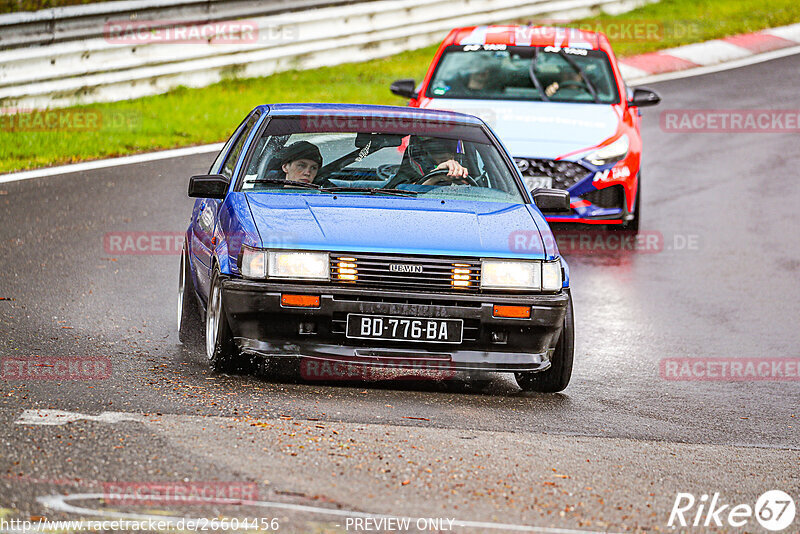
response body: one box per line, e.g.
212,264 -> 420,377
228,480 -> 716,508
237,339 -> 552,372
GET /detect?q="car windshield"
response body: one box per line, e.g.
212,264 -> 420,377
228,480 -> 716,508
237,116 -> 526,204
426,45 -> 619,104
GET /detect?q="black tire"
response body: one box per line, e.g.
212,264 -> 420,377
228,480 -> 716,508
205,268 -> 241,373
515,290 -> 574,393
178,245 -> 202,345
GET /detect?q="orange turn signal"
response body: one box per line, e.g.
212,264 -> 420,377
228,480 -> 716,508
492,305 -> 531,319
281,294 -> 320,308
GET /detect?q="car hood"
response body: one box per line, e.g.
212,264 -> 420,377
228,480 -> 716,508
422,99 -> 619,159
244,193 -> 547,258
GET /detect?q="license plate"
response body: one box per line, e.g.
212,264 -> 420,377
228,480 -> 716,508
346,314 -> 463,344
524,175 -> 553,190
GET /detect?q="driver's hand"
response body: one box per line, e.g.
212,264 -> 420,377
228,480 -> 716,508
545,82 -> 559,97
435,159 -> 469,178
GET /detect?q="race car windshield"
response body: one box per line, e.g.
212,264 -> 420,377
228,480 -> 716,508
426,45 -> 620,104
238,117 -> 526,204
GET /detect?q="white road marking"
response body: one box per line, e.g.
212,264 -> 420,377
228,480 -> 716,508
15,409 -> 145,426
38,493 -> 615,534
0,143 -> 223,185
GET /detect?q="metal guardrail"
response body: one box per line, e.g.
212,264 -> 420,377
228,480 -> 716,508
0,0 -> 654,109
0,0 -> 368,49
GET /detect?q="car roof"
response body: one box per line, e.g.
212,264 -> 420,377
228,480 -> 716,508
446,24 -> 607,50
256,103 -> 485,126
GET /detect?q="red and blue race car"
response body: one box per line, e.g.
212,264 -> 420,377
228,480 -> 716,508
391,25 -> 660,231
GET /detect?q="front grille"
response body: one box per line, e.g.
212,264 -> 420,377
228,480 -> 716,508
514,158 -> 591,189
330,253 -> 481,292
581,184 -> 624,209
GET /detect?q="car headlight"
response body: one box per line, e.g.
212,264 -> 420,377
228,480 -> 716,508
480,259 -> 562,291
267,251 -> 330,280
541,259 -> 563,291
241,246 -> 267,279
586,135 -> 629,166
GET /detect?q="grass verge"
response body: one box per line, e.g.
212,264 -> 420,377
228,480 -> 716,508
2,0 -> 800,174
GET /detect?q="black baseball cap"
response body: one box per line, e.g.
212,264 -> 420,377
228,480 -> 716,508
280,141 -> 322,166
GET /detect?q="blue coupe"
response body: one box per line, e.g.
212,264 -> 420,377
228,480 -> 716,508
178,104 -> 575,392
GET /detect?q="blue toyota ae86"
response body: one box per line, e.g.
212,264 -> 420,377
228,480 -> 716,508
178,104 -> 575,392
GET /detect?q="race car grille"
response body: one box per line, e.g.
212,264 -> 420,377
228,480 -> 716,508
581,184 -> 625,209
330,253 -> 481,292
514,158 -> 591,189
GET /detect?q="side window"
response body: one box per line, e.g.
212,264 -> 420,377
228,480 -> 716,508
209,119 -> 247,174
219,112 -> 260,180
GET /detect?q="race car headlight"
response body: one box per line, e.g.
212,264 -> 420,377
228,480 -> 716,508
586,135 -> 629,166
480,260 -> 542,291
240,246 -> 267,279
267,251 -> 330,281
480,259 -> 563,291
541,259 -> 563,292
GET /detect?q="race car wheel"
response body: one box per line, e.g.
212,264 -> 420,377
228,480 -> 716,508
177,245 -> 202,345
515,290 -> 574,393
205,268 -> 241,373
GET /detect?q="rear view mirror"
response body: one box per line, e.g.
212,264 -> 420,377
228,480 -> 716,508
628,87 -> 661,107
390,79 -> 418,99
355,132 -> 404,149
188,174 -> 229,199
532,188 -> 571,214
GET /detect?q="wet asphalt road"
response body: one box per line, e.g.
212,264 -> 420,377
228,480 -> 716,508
1,55 -> 799,532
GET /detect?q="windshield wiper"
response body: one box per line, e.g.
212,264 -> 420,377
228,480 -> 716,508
244,178 -> 323,190
557,49 -> 600,103
322,186 -> 417,197
529,47 -> 549,102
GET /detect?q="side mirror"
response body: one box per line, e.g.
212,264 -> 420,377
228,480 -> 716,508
188,174 -> 229,199
532,188 -> 571,214
390,79 -> 418,99
628,87 -> 661,107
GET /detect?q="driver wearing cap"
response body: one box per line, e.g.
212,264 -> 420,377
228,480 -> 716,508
280,141 -> 322,183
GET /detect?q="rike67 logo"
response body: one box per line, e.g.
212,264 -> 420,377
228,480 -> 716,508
668,490 -> 796,531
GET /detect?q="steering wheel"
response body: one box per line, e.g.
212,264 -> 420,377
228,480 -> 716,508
414,168 -> 479,187
556,80 -> 591,94
376,163 -> 399,181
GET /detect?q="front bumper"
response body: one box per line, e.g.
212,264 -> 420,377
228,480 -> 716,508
221,280 -> 569,372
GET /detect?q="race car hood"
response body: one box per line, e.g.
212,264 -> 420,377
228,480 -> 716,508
244,193 -> 548,259
422,99 -> 619,159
